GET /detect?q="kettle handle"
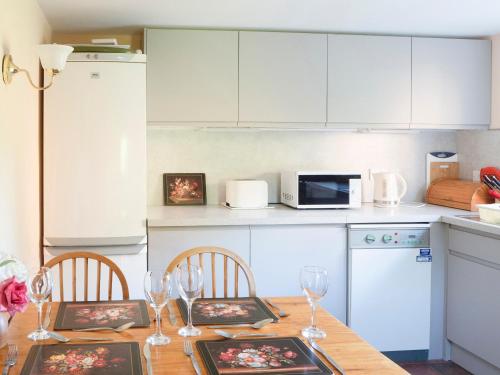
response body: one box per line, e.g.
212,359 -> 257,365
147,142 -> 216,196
396,173 -> 408,200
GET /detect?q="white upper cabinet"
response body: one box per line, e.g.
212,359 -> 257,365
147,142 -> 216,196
327,35 -> 411,127
145,29 -> 238,125
490,35 -> 500,129
239,31 -> 327,125
412,37 -> 491,128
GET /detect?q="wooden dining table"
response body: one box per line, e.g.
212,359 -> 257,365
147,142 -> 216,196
1,297 -> 407,374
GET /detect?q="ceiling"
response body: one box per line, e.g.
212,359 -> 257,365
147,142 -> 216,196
39,0 -> 500,37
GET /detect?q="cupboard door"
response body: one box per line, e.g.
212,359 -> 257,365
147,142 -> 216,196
250,225 -> 346,322
327,35 -> 411,127
239,31 -> 327,125
490,35 -> 500,129
146,29 -> 238,125
412,37 -> 491,127
447,252 -> 500,368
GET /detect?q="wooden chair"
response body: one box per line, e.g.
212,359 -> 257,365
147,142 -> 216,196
166,247 -> 256,298
43,251 -> 129,302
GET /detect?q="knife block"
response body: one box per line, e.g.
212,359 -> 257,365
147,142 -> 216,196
426,178 -> 494,211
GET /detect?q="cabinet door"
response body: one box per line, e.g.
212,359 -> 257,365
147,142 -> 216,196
491,35 -> 500,129
146,29 -> 238,125
250,225 -> 346,322
447,253 -> 500,368
239,32 -> 327,125
412,37 -> 491,127
148,226 -> 250,297
447,229 -> 500,369
327,35 -> 411,127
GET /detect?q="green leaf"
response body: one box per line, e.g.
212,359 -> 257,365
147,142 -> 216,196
0,259 -> 15,268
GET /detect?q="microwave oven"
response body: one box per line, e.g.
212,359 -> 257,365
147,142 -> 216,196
281,171 -> 362,209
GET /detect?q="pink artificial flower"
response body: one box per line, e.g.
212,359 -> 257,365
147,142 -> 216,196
0,277 -> 28,316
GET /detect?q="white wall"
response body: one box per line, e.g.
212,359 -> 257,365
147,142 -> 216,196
148,129 -> 456,205
456,130 -> 500,180
0,0 -> 51,271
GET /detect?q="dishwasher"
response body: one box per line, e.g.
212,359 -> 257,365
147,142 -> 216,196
348,224 -> 432,361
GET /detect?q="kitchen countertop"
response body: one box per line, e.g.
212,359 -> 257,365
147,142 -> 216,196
148,203 -> 466,227
442,214 -> 500,237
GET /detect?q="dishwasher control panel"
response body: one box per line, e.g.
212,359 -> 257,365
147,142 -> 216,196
349,225 -> 430,248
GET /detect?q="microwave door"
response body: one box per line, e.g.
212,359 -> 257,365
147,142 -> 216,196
299,176 -> 350,206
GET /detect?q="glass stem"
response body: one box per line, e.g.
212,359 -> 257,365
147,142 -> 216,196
187,300 -> 194,329
155,307 -> 163,336
37,302 -> 43,331
310,302 -> 317,329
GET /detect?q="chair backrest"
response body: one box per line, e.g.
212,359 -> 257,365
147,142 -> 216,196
166,247 -> 256,298
43,251 -> 129,302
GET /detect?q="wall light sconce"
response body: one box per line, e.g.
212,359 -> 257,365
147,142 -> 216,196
2,44 -> 74,90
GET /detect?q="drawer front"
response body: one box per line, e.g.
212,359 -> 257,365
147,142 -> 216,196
449,228 -> 500,265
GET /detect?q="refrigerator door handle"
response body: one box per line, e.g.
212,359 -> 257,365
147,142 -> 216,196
44,235 -> 147,247
44,244 -> 146,256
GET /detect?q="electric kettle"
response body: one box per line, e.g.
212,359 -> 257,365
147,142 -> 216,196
372,172 -> 408,207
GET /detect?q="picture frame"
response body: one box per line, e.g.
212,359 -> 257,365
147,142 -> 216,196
163,173 -> 207,206
53,300 -> 150,330
196,336 -> 333,375
177,297 -> 278,325
20,342 -> 143,375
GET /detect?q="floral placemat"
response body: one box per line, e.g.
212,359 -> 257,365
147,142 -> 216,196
196,337 -> 333,374
177,297 -> 278,325
53,300 -> 150,330
20,342 -> 142,375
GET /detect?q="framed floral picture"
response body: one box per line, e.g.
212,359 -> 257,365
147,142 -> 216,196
196,337 -> 332,374
53,300 -> 150,330
163,173 -> 207,206
177,297 -> 278,325
20,342 -> 143,375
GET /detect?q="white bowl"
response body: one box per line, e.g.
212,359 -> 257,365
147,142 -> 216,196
476,204 -> 500,225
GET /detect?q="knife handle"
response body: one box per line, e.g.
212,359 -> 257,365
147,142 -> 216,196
207,324 -> 250,329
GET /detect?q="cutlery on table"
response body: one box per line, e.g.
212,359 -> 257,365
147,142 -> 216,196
42,302 -> 69,343
2,344 -> 18,375
48,331 -> 70,342
214,330 -> 277,339
264,298 -> 289,318
183,340 -> 202,375
73,321 -> 135,332
207,318 -> 273,329
48,332 -> 114,343
166,300 -> 177,326
143,342 -> 153,375
307,338 -> 345,375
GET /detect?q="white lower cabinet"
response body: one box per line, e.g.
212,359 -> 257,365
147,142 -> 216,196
148,224 -> 347,321
148,226 -> 251,297
250,225 -> 347,323
447,228 -> 500,373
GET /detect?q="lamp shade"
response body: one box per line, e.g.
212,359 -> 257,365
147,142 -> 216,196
37,44 -> 74,71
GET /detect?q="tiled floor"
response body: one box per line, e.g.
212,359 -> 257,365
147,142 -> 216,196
398,361 -> 472,375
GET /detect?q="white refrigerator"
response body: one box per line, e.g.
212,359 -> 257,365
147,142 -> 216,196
43,53 -> 147,300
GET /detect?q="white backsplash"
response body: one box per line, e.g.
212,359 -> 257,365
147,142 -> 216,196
456,130 -> 500,180
147,129 -> 457,206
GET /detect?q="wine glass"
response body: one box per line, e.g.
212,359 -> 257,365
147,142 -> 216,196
176,263 -> 204,337
144,271 -> 172,345
27,267 -> 53,341
300,265 -> 328,339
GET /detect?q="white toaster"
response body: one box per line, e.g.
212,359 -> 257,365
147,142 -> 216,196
225,180 -> 268,209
